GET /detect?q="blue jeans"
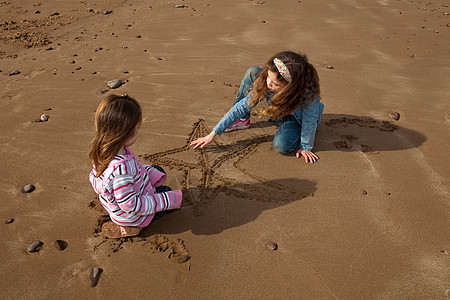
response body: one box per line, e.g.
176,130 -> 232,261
232,66 -> 262,119
234,67 -> 302,155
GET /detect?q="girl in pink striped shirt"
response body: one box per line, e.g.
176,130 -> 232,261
89,94 -> 182,238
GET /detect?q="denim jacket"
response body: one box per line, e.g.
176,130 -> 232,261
213,92 -> 324,151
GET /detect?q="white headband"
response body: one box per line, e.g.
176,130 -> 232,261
273,58 -> 292,82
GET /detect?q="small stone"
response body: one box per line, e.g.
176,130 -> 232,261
51,240 -> 68,251
5,218 -> 14,224
107,79 -> 122,89
90,267 -> 102,287
136,35 -> 142,38
92,71 -> 97,74
362,190 -> 368,195
34,10 -> 40,14
46,47 -> 54,51
28,240 -> 43,253
123,71 -> 129,74
175,4 -> 185,8
75,66 -> 82,70
123,46 -> 128,49
103,10 -> 112,15
21,184 -> 35,193
385,192 -> 391,195
388,112 -> 400,121
410,55 -> 415,58
8,69 -> 20,76
440,250 -> 448,255
87,8 -> 94,12
258,1 -> 265,4
50,12 -> 60,16
326,65 -> 334,69
100,89 -> 109,94
266,241 -> 278,251
40,114 -> 49,122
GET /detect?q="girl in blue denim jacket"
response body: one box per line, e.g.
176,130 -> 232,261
191,51 -> 324,163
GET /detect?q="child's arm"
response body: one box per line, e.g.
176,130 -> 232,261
296,96 -> 324,163
142,165 -> 166,187
191,94 -> 252,149
112,174 -> 182,215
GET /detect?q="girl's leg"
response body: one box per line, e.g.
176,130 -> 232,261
272,116 -> 302,154
151,165 -> 166,174
232,66 -> 262,114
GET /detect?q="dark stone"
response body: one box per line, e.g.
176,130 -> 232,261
21,184 -> 35,193
9,69 -> 20,76
103,10 -> 112,15
5,218 -> 14,224
362,190 -> 368,195
266,241 -> 278,251
28,240 -> 43,253
175,4 -> 185,8
90,267 -> 102,287
50,12 -> 60,16
326,65 -> 334,69
389,112 -> 400,121
107,79 -> 122,89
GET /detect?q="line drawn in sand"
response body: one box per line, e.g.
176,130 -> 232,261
140,119 -> 304,216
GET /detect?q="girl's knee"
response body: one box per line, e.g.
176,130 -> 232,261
245,66 -> 262,80
273,139 -> 296,155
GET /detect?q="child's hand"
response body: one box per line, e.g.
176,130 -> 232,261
296,149 -> 318,163
190,131 -> 217,149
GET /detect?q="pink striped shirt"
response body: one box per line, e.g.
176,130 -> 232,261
89,147 -> 182,227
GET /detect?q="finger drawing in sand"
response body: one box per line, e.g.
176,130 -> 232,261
141,119 -> 304,216
89,94 -> 183,239
190,51 -> 324,163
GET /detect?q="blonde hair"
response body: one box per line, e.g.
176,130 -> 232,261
89,94 -> 142,177
251,51 -> 320,120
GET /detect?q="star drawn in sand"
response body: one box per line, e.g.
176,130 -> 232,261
140,119 -> 301,216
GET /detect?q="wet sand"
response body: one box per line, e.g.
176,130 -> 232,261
1,0 -> 449,298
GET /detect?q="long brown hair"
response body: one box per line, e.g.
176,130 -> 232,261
89,94 -> 142,177
251,51 -> 320,120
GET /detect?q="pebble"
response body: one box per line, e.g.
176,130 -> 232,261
28,240 -> 43,253
103,10 -> 112,15
51,240 -> 68,251
123,46 -> 128,49
362,190 -> 368,195
389,112 -> 400,121
75,66 -> 82,70
101,88 -> 109,94
107,79 -> 122,89
5,218 -> 14,224
21,184 -> 35,193
90,267 -> 102,287
326,65 -> 334,69
175,4 -> 185,8
50,12 -> 60,16
266,241 -> 278,251
34,10 -> 40,14
40,114 -> 49,122
9,69 -> 20,76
